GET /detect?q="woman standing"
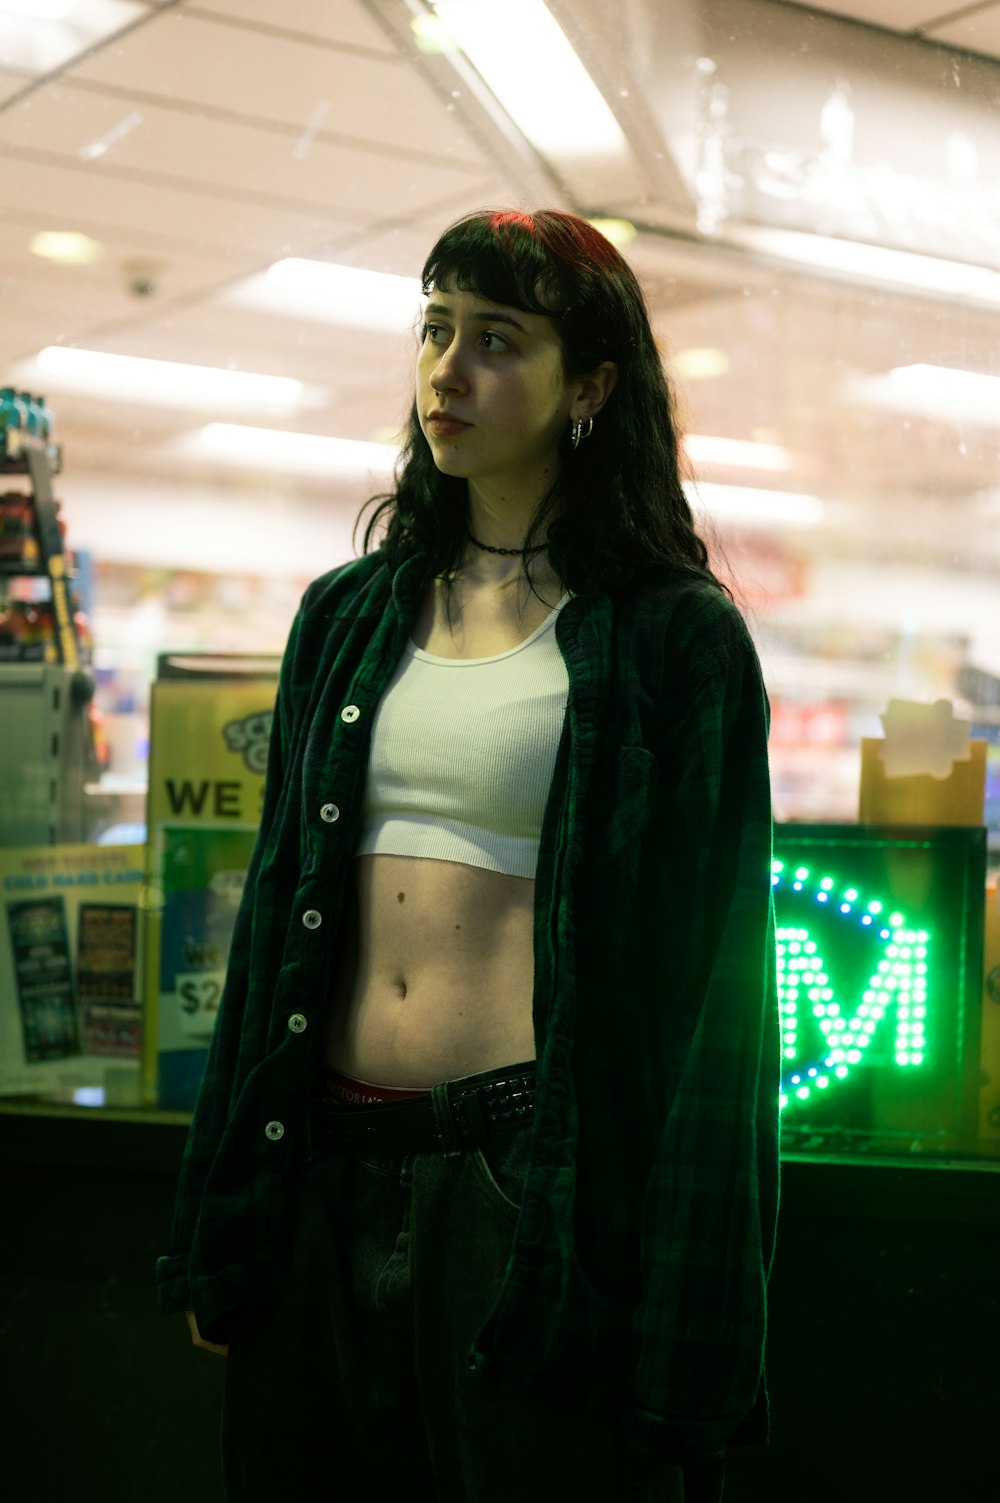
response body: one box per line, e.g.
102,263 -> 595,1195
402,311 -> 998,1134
158,209 -> 780,1503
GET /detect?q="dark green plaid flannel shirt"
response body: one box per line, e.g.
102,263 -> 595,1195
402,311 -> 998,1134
156,544 -> 781,1469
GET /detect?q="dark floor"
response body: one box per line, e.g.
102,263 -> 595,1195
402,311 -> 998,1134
2,1116 -> 998,1502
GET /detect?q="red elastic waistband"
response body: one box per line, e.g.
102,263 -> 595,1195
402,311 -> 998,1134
317,1067 -> 432,1108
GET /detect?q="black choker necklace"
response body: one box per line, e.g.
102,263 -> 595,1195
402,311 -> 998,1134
467,531 -> 548,557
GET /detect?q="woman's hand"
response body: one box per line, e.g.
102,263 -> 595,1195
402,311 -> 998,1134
185,1309 -> 229,1356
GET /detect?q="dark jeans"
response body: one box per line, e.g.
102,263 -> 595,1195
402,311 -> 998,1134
221,1123 -> 725,1503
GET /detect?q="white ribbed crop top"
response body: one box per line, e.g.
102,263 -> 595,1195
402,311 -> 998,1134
357,592 -> 572,878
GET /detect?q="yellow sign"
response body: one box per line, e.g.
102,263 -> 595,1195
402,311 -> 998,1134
143,675 -> 277,1108
147,680 -> 276,828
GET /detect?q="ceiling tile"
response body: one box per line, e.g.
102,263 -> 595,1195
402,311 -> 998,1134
0,212 -> 247,303
785,2 -> 962,30
0,152 -> 359,264
0,293 -> 126,367
323,183 -> 526,277
0,65 -> 31,106
83,300 -> 412,390
931,10 -> 1000,63
188,0 -> 398,54
0,80 -> 487,217
68,8 -> 485,163
0,265 -> 141,332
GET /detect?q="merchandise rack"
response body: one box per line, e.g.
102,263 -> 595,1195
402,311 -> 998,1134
0,433 -> 82,667
0,433 -> 98,845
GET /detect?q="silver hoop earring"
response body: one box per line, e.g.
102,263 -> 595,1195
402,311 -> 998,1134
570,416 -> 594,450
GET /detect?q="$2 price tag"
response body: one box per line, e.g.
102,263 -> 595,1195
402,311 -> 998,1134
175,970 -> 225,1038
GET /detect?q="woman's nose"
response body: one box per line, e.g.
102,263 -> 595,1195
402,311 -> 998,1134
430,344 -> 466,395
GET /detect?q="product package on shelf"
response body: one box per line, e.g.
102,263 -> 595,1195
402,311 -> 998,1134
0,413 -> 88,669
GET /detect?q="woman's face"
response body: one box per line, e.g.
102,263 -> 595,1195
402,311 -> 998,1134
416,283 -> 576,496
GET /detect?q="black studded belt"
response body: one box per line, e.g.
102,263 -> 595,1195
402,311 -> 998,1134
307,1061 -> 537,1160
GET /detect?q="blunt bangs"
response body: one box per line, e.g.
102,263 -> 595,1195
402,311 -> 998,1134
420,211 -> 569,321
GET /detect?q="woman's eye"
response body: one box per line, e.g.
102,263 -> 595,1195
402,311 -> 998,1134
482,330 -> 508,351
423,323 -> 446,344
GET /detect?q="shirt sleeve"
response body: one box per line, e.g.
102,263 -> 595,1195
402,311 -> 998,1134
621,596 -> 782,1466
154,593 -> 308,1319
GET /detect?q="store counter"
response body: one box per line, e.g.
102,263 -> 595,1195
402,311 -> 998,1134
2,1100 -> 999,1503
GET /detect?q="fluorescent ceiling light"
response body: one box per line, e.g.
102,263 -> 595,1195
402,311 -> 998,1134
31,230 -> 104,265
430,0 -> 629,163
34,347 -> 305,409
192,424 -> 399,476
225,260 -> 422,333
887,364 -> 1000,404
0,0 -> 145,73
850,362 -> 1000,428
586,219 -> 637,249
729,224 -> 1000,306
684,434 -> 792,472
2,1 -> 74,17
684,480 -> 823,527
411,12 -> 451,51
671,348 -> 730,381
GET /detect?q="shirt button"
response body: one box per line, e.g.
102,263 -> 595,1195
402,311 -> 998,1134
341,705 -> 360,723
287,1013 -> 308,1034
264,1120 -> 285,1141
302,909 -> 322,930
320,803 -> 340,823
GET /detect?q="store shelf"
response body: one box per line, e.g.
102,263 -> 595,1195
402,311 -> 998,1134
0,643 -> 55,663
1,437 -> 63,475
1,448 -> 83,665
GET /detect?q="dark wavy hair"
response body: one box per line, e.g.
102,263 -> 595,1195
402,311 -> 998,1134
355,207 -> 727,604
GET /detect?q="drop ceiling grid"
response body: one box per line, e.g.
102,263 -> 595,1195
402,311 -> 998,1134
0,81 -> 490,222
784,1 -> 1000,61
787,2 -> 988,32
0,67 -> 31,108
0,0 -> 514,371
0,151 -> 360,263
931,4 -> 1000,53
186,0 -> 400,55
66,8 -> 485,164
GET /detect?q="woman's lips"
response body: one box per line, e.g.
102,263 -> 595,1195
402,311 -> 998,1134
427,417 -> 472,437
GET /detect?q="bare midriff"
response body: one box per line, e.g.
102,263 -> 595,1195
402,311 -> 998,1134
321,566 -> 564,1090
322,853 -> 538,1088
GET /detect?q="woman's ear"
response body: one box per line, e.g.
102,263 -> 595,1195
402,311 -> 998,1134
572,360 -> 619,421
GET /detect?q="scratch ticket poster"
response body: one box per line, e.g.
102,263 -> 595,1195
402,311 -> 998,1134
148,822 -> 257,1111
0,844 -> 143,1096
143,673 -> 276,1109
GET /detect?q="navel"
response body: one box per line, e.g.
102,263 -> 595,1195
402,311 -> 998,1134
397,891 -> 405,903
